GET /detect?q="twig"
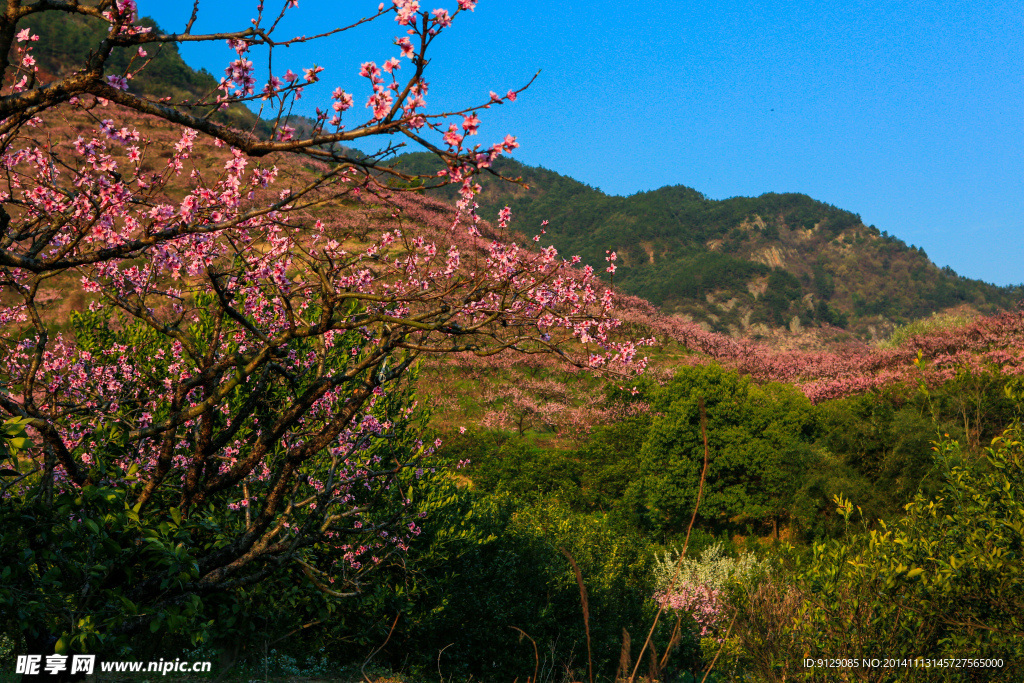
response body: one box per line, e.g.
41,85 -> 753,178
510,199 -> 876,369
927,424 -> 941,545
657,616 -> 682,672
510,626 -> 539,683
298,559 -> 358,598
684,397 -> 711,555
362,613 -> 400,683
559,546 -> 593,683
699,609 -> 737,683
437,643 -> 454,683
268,619 -> 323,647
629,397 -> 711,683
616,629 -> 631,682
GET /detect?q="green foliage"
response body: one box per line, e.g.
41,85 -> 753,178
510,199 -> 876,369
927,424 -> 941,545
799,370 -> 1019,540
630,365 -> 815,538
879,311 -> 976,349
789,450 -> 896,539
573,416 -> 652,521
447,366 -> 1015,547
811,262 -> 835,300
0,305 -> 430,667
812,298 -> 848,327
453,433 -> 585,506
731,428 -> 1024,679
0,417 -> 33,474
752,268 -> 805,327
9,304 -> 1019,678
634,253 -> 769,308
818,392 -> 945,501
308,472 -> 660,682
0,478 -> 212,657
439,403 -> 655,533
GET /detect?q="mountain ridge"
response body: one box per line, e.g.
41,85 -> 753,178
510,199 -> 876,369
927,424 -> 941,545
393,153 -> 1022,339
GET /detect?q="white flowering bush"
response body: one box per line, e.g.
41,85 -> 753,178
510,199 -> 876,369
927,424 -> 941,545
653,543 -> 769,637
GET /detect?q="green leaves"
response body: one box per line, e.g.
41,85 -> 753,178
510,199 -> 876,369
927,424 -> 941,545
636,365 -> 814,535
734,424 -> 1024,673
0,476 -> 212,655
1,416 -> 34,469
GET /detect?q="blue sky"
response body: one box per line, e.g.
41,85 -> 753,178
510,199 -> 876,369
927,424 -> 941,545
138,0 -> 1024,286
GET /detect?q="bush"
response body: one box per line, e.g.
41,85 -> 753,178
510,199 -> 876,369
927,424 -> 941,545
729,426 -> 1024,681
629,365 -> 816,540
349,479 -> 661,682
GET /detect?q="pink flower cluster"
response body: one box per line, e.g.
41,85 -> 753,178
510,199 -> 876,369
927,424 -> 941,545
654,582 -> 725,638
0,0 -> 648,594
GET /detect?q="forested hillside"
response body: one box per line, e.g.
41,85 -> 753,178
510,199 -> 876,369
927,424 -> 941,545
396,153 -> 1023,338
15,10 -> 327,139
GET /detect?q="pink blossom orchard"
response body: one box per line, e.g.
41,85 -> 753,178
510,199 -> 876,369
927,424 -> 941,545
0,0 -> 646,609
424,353 -> 651,442
615,296 -> 1024,403
424,294 -> 1024,441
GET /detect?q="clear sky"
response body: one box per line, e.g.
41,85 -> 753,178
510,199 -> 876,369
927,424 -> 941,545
138,0 -> 1024,286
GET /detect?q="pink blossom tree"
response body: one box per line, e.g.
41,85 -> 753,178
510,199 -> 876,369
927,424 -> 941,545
0,0 -> 648,657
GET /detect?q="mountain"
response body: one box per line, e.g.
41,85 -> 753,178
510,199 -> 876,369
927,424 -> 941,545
19,10 -> 367,171
16,10 -> 337,144
393,153 -> 1023,338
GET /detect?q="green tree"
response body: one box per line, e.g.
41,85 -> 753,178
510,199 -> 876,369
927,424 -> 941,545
629,365 -> 815,540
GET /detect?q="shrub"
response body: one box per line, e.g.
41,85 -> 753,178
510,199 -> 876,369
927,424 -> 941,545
729,426 -> 1024,681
